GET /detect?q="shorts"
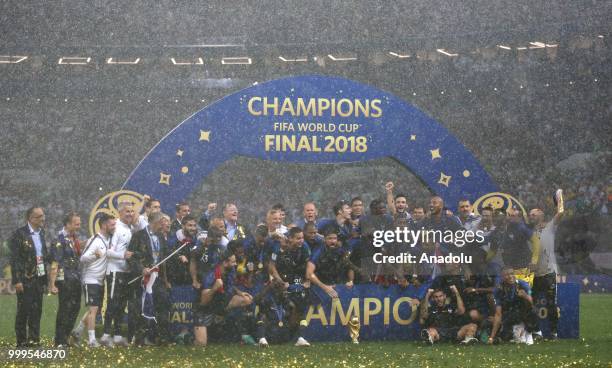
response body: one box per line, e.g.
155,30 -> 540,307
287,288 -> 311,314
533,273 -> 556,296
264,324 -> 292,344
436,326 -> 460,342
83,284 -> 104,307
193,308 -> 217,327
193,294 -> 231,327
465,296 -> 491,318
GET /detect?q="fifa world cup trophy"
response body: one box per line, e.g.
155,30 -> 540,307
555,189 -> 564,213
348,315 -> 360,344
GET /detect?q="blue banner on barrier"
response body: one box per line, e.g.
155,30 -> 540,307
565,275 -> 612,293
167,283 -> 580,341
303,284 -> 423,342
168,285 -> 197,334
534,283 -> 579,339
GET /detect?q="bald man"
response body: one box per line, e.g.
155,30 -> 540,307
528,202 -> 564,339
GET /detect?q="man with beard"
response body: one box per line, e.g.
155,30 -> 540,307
529,195 -> 564,339
164,214 -> 199,343
420,286 -> 478,345
268,227 -> 312,346
49,211 -> 83,347
193,252 -> 253,346
166,215 -> 199,288
306,230 -> 354,299
127,212 -> 171,345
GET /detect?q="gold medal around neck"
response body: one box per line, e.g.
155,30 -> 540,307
278,321 -> 283,327
258,262 -> 264,269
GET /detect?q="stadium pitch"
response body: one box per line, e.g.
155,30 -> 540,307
0,294 -> 610,367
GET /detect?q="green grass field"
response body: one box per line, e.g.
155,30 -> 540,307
1,294 -> 611,367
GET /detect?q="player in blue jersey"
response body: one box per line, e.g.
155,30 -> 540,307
489,267 -> 539,345
306,230 -> 355,299
268,227 -> 312,346
193,252 -> 253,346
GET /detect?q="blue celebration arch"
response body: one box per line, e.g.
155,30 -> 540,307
122,75 -> 498,212
119,75 -> 582,341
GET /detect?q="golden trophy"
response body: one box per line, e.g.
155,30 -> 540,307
555,189 -> 564,213
348,316 -> 360,344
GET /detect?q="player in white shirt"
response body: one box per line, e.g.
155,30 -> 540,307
529,192 -> 564,339
266,209 -> 287,235
101,201 -> 134,347
78,213 -> 116,347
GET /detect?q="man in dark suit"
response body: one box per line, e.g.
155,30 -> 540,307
9,206 -> 49,347
170,202 -> 191,236
127,211 -> 171,345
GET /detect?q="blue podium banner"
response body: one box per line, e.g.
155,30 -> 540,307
167,283 -> 580,341
535,283 -> 580,339
303,284 -> 423,342
168,285 -> 197,335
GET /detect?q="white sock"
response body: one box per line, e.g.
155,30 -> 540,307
113,335 -> 123,342
102,333 -> 111,340
88,330 -> 96,343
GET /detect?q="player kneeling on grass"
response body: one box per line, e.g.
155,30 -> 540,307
254,279 -> 305,347
419,286 -> 478,345
488,267 -> 539,345
193,252 -> 253,346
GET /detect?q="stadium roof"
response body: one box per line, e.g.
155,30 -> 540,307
1,1 -> 610,48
